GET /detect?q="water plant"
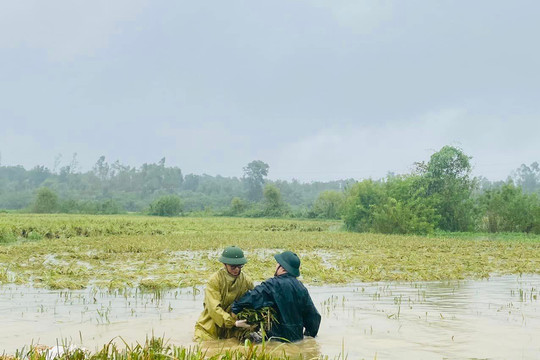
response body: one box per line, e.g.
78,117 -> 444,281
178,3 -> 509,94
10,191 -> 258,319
1,336 -> 335,360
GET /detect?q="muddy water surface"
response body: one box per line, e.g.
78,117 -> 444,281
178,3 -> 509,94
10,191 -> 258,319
1,275 -> 539,359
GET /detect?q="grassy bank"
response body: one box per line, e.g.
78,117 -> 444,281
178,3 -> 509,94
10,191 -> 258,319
1,214 -> 540,290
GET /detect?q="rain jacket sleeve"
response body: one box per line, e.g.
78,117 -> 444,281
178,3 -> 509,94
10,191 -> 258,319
231,280 -> 275,314
205,275 -> 236,328
302,293 -> 321,337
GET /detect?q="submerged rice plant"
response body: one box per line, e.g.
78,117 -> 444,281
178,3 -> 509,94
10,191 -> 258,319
0,215 -> 539,290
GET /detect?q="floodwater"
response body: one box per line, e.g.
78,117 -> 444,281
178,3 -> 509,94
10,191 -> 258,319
1,275 -> 540,359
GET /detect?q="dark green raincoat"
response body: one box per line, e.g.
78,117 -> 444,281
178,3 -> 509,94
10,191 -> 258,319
231,273 -> 321,342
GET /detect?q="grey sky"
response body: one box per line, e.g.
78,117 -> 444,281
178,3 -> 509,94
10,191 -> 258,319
1,1 -> 538,182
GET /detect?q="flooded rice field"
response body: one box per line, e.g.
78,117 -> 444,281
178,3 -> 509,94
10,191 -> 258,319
1,275 -> 539,359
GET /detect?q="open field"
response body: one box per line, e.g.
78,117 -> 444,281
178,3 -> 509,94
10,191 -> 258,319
1,214 -> 540,290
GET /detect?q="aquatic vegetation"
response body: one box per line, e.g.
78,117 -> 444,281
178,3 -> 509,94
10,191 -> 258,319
2,336 -> 332,360
0,215 -> 539,290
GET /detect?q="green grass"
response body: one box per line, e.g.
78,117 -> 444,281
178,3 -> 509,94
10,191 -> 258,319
1,214 -> 540,290
2,336 -> 327,360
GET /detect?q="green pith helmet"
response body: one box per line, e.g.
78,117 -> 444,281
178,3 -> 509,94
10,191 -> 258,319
219,246 -> 247,265
274,251 -> 300,277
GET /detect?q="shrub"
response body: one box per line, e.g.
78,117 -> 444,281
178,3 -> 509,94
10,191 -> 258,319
148,195 -> 183,216
230,197 -> 248,215
371,198 -> 435,235
31,187 -> 59,213
342,180 -> 385,231
98,199 -> 123,214
263,184 -> 289,217
478,184 -> 540,233
310,190 -> 344,219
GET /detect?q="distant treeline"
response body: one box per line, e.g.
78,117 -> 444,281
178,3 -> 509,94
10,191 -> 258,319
0,157 -> 350,216
1,147 -> 540,234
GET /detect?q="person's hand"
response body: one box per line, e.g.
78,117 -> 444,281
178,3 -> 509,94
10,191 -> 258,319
235,320 -> 251,329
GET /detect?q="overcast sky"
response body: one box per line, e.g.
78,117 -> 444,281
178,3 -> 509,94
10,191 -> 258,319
1,1 -> 538,182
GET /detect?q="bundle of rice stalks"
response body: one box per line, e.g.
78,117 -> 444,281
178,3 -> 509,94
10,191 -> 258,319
235,307 -> 278,341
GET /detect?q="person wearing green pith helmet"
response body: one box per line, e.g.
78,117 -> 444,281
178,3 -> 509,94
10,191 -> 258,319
193,246 -> 254,341
231,251 -> 321,342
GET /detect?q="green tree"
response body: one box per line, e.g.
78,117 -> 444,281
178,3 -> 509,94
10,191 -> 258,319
230,197 -> 248,215
28,165 -> 51,187
263,184 -> 287,216
32,187 -> 59,213
342,180 -> 385,231
98,199 -> 123,214
417,146 -> 477,231
370,175 -> 438,234
243,160 -> 269,201
478,183 -> 540,233
514,162 -> 540,194
183,174 -> 200,191
311,190 -> 344,219
148,195 -> 183,216
93,155 -> 110,181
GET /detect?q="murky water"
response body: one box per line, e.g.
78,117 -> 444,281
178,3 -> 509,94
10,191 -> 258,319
1,275 -> 539,359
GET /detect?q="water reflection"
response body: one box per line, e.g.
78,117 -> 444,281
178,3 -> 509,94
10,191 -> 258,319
1,275 -> 539,359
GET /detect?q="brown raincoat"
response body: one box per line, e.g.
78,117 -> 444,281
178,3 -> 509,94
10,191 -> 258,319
193,268 -> 253,341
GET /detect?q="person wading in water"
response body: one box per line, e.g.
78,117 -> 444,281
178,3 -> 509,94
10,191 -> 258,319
232,250 -> 321,342
194,246 -> 254,341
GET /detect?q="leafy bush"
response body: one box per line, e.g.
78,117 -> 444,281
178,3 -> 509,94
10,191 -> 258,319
31,187 -> 59,213
478,184 -> 540,233
58,199 -> 124,214
342,180 -> 385,231
342,174 -> 442,234
98,199 -> 123,214
230,197 -> 249,215
371,198 -> 435,235
262,184 -> 289,217
373,175 -> 439,234
309,190 -> 344,219
148,195 -> 183,216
